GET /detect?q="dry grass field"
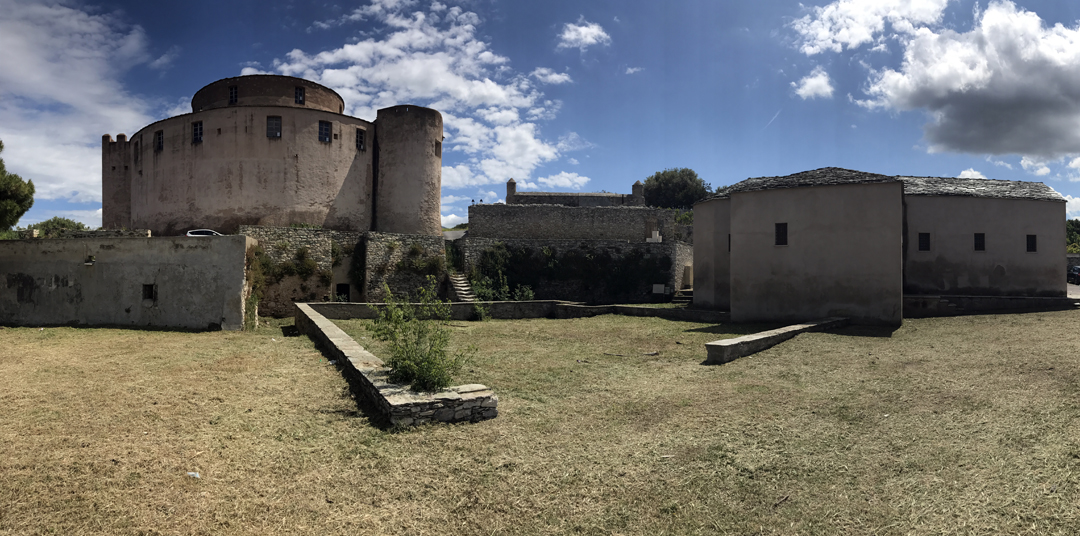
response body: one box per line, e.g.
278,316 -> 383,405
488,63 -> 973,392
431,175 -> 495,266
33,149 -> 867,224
2,311 -> 1079,535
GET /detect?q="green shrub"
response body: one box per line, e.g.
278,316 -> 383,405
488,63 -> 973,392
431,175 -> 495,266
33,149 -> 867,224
366,276 -> 472,391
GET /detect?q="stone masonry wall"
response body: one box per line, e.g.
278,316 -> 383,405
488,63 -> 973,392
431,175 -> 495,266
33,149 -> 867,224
460,237 -> 682,303
468,204 -> 679,242
364,232 -> 447,302
17,229 -> 152,239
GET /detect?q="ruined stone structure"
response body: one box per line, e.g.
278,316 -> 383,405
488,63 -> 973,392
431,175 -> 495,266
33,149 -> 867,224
506,178 -> 645,207
694,168 -> 1066,325
103,75 -> 442,237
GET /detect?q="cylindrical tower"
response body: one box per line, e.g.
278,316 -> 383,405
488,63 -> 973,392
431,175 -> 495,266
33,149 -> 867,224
373,105 -> 443,236
506,178 -> 517,204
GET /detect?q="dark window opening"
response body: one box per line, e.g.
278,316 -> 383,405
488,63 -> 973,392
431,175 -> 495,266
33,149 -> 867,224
142,284 -> 157,302
335,283 -> 350,302
1027,234 -> 1037,252
154,130 -> 163,152
267,116 -> 282,138
228,85 -> 238,105
192,121 -> 203,144
356,128 -> 366,151
918,232 -> 930,251
295,87 -> 305,105
216,128 -> 221,135
435,140 -> 442,157
775,223 -> 788,246
318,121 -> 332,142
974,233 -> 985,251
727,233 -> 731,252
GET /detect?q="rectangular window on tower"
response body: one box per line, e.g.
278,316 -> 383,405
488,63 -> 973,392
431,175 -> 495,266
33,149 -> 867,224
356,128 -> 365,151
295,87 -> 305,105
1027,234 -> 1038,252
267,116 -> 282,138
918,233 -> 931,251
228,85 -> 238,105
318,121 -> 332,142
974,233 -> 985,251
192,121 -> 203,144
154,130 -> 163,152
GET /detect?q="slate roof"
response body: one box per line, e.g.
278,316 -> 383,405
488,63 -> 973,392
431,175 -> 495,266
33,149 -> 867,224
706,167 -> 1063,203
898,176 -> 1063,201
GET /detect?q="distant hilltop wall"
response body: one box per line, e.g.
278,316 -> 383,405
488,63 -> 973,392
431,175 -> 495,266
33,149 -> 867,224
505,178 -> 644,207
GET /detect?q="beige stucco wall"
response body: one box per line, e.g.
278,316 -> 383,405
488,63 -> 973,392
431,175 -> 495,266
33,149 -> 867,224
0,236 -> 253,330
904,196 -> 1066,296
118,106 -> 373,235
692,197 -> 730,309
374,105 -> 443,236
730,182 -> 903,325
192,75 -> 344,113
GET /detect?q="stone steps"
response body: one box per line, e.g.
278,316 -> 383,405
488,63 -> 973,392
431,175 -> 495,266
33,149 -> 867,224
672,288 -> 693,304
448,273 -> 477,302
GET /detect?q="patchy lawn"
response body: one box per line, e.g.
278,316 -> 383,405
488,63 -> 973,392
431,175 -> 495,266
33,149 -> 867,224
2,312 -> 1079,535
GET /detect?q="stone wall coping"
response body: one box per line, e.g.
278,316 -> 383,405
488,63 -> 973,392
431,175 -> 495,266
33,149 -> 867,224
294,303 -> 497,426
704,317 -> 849,365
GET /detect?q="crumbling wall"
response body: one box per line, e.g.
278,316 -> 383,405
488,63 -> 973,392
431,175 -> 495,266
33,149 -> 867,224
364,232 -> 447,301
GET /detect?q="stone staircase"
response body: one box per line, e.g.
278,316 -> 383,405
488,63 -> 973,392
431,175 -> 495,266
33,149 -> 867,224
672,288 -> 693,305
448,273 -> 477,302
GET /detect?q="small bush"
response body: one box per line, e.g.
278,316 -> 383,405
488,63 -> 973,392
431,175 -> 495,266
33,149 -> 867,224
367,276 -> 472,391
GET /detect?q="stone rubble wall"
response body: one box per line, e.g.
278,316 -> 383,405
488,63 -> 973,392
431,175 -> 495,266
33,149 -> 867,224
294,303 -> 497,426
17,229 -> 152,239
468,204 -> 680,242
363,232 -> 447,302
509,192 -> 644,207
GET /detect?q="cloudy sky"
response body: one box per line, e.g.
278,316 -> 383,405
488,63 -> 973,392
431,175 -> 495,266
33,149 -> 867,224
3,0 -> 1080,228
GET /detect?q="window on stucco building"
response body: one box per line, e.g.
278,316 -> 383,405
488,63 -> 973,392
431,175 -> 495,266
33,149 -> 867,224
267,116 -> 282,138
1027,234 -> 1037,252
318,121 -> 332,142
918,233 -> 930,251
295,87 -> 305,105
974,233 -> 985,251
192,122 -> 203,144
775,223 -> 788,246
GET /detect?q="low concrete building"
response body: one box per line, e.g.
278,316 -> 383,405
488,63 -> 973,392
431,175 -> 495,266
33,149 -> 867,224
694,168 -> 1066,325
0,236 -> 254,330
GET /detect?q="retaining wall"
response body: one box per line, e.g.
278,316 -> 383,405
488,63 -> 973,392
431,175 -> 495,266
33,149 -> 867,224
468,204 -> 678,242
294,303 -> 497,426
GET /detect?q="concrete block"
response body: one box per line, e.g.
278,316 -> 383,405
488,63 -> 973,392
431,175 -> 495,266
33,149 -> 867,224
704,317 -> 848,365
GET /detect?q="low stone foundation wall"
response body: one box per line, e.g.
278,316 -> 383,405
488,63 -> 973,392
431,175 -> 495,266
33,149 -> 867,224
904,295 -> 1078,317
294,303 -> 497,426
307,301 -> 729,323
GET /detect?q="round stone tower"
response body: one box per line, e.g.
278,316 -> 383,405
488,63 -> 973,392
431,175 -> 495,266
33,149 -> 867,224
374,105 -> 443,236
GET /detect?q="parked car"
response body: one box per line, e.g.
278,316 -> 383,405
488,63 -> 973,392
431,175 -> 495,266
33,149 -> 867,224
1068,265 -> 1080,285
186,229 -> 223,237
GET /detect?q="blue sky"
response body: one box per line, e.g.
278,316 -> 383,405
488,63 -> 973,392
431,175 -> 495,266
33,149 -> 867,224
3,0 -> 1080,229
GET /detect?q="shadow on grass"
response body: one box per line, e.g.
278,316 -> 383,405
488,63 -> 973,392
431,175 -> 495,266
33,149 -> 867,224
279,325 -> 300,337
830,324 -> 900,338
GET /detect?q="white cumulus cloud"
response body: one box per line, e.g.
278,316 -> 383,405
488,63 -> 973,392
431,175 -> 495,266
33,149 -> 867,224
958,168 -> 987,179
792,66 -> 834,99
791,0 -> 950,55
537,171 -> 590,190
625,67 -> 644,75
1021,156 -> 1051,176
556,17 -> 611,51
530,67 -> 572,84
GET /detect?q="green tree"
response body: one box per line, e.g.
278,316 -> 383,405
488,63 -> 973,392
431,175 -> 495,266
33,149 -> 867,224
0,140 -> 35,229
27,216 -> 88,237
1067,218 -> 1080,253
642,167 -> 711,209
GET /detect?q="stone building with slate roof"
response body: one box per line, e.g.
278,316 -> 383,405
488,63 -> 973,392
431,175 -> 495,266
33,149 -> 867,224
693,168 -> 1066,325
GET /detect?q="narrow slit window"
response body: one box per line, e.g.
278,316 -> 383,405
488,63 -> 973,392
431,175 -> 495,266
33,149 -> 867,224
775,223 -> 788,246
918,232 -> 930,251
728,233 -> 731,252
318,121 -> 332,142
192,121 -> 203,144
356,128 -> 365,151
142,284 -> 157,302
154,130 -> 164,152
295,87 -> 305,105
1027,234 -> 1037,252
228,85 -> 238,105
267,116 -> 282,138
974,233 -> 985,251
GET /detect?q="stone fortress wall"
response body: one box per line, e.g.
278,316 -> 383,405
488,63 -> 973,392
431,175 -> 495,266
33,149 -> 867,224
103,75 -> 443,238
506,177 -> 645,207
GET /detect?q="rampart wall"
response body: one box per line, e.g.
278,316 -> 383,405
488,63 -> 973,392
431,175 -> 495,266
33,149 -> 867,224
468,204 -> 681,242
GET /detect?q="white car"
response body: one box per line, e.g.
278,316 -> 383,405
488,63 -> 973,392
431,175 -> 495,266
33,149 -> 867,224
185,229 -> 223,237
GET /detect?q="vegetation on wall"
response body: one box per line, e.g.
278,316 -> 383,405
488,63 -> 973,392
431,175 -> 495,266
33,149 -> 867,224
1068,218 -> 1080,254
366,276 -> 472,391
470,242 -> 671,303
244,245 -> 332,322
395,242 -> 446,276
26,217 -> 89,237
0,139 -> 35,231
642,167 -> 711,209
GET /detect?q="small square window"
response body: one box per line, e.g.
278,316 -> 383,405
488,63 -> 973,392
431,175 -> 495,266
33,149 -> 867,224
974,233 -> 985,251
918,232 -> 930,251
142,284 -> 157,302
228,85 -> 238,105
192,121 -> 203,144
267,116 -> 282,138
318,120 -> 332,142
775,223 -> 788,246
295,87 -> 305,105
154,130 -> 164,152
356,128 -> 366,151
1027,234 -> 1037,252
